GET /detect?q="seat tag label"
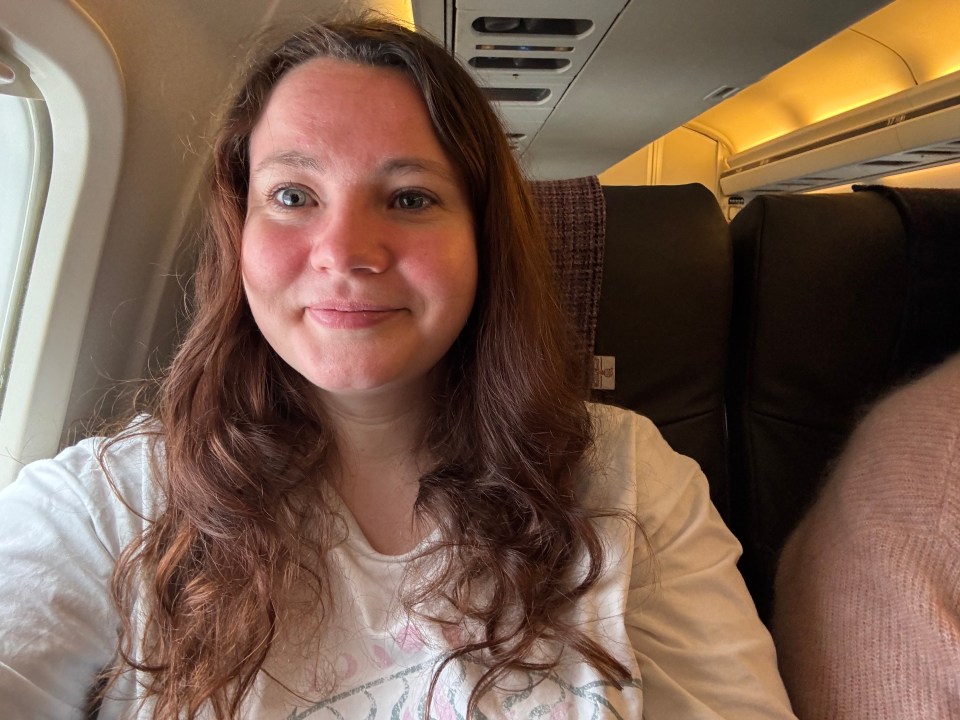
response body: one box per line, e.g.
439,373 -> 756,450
592,355 -> 616,390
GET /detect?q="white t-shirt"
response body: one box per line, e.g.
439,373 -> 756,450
0,404 -> 796,719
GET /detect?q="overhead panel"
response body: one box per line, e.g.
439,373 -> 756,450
700,0 -> 960,196
719,69 -> 960,197
522,0 -> 891,179
853,0 -> 960,82
691,0 -> 960,160
415,0 -> 894,179
453,0 -> 627,154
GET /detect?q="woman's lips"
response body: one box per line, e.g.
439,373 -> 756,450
307,304 -> 401,329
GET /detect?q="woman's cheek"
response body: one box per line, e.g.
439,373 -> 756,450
241,221 -> 307,289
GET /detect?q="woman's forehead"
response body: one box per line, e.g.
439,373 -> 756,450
254,60 -> 427,137
248,58 -> 459,181
269,58 -> 416,110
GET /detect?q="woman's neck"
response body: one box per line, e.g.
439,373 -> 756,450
318,385 -> 435,555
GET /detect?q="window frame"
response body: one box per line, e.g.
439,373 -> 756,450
0,84 -> 52,416
0,0 -> 124,487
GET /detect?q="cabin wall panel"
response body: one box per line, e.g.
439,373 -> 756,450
600,127 -> 719,198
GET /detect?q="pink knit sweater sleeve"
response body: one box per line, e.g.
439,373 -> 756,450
772,353 -> 960,720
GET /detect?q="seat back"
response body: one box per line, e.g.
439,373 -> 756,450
727,186 -> 960,621
531,180 -> 733,521
592,184 -> 734,521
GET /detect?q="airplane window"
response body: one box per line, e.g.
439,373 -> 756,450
0,58 -> 51,415
0,1 -> 123,490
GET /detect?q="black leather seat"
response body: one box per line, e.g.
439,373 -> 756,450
727,186 -> 960,621
535,179 -> 960,624
593,183 -> 734,522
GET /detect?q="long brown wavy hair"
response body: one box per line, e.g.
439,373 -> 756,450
103,14 -> 635,719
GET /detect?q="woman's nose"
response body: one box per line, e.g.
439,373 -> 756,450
309,201 -> 392,274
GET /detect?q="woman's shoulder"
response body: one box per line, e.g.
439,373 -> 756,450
819,352 -> 960,536
860,351 -> 960,442
4,416 -> 165,534
585,401 -> 662,450
583,402 -> 708,532
585,401 -> 700,474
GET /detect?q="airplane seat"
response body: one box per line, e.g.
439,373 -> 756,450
862,186 -> 960,377
593,183 -> 734,522
727,186 -> 960,623
530,180 -> 734,524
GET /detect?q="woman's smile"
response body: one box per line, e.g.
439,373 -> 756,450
307,304 -> 405,330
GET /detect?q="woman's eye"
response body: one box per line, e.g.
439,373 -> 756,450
273,186 -> 310,208
394,191 -> 431,210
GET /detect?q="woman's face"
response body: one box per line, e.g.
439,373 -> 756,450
241,59 -> 478,404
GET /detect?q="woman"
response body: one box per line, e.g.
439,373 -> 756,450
0,16 -> 795,720
774,351 -> 960,719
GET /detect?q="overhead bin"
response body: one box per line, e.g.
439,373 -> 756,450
720,70 -> 960,196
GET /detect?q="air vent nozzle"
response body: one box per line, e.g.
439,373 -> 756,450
703,85 -> 741,102
472,17 -> 593,36
482,87 -> 551,103
469,57 -> 570,71
476,43 -> 574,52
861,159 -> 915,167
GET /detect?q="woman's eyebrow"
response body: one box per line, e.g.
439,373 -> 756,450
250,152 -> 457,184
253,150 -> 322,175
379,157 -> 457,183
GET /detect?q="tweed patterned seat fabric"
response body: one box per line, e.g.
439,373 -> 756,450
530,175 -> 606,367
